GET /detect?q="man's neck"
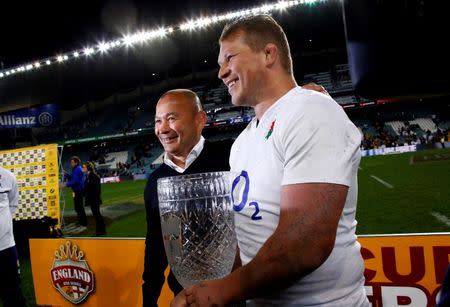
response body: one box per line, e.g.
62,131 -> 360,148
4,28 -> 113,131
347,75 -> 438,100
254,77 -> 297,120
167,154 -> 187,169
165,136 -> 202,169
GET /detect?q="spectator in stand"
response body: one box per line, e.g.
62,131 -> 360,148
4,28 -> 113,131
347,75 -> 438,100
440,135 -> 446,149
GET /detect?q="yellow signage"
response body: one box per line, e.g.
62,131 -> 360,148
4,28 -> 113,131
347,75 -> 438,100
30,238 -> 174,306
359,233 -> 450,306
30,234 -> 450,306
0,144 -> 60,223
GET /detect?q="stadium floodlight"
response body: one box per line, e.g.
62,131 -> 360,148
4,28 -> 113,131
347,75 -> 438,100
34,62 -> 41,68
26,64 -> 33,70
155,28 -> 168,37
98,42 -> 111,52
261,4 -> 275,12
111,40 -> 122,47
143,32 -> 151,41
197,17 -> 212,27
251,7 -> 262,14
0,0 -> 325,78
128,32 -> 151,43
123,34 -> 134,46
276,1 -> 290,10
0,73 -> 4,78
11,69 -> 16,73
84,47 -> 94,55
180,20 -> 196,31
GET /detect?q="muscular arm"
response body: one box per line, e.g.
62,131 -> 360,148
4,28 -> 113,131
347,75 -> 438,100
222,182 -> 348,301
231,246 -> 242,272
8,175 -> 19,215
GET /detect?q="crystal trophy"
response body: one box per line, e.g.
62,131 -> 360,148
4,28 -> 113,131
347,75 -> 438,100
157,171 -> 237,288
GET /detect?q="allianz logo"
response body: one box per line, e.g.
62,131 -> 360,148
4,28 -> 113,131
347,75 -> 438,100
0,112 -> 53,126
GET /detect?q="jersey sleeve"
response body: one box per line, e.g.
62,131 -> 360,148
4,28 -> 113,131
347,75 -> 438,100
279,93 -> 361,187
8,172 -> 19,215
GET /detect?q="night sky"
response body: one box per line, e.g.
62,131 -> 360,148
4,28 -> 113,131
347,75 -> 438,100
0,0 -> 346,111
0,0 -> 291,68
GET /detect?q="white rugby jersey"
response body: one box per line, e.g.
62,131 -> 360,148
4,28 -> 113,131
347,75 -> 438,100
0,167 -> 19,251
230,87 -> 368,306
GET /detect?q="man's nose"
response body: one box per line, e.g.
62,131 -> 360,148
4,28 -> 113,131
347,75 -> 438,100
157,120 -> 170,134
218,63 -> 230,80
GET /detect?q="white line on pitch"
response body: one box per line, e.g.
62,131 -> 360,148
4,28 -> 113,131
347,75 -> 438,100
430,211 -> 450,227
370,175 -> 394,189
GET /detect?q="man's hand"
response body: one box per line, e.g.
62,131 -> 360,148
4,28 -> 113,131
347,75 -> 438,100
302,82 -> 330,96
171,280 -> 229,307
171,289 -> 188,307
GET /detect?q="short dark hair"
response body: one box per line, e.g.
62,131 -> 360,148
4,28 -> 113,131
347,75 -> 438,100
220,14 -> 293,74
70,156 -> 81,165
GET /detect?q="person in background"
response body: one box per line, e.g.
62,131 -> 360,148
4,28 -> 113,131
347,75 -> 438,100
65,156 -> 87,227
0,167 -> 27,307
82,161 -> 106,236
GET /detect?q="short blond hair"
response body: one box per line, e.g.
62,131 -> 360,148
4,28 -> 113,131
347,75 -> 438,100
220,15 -> 293,74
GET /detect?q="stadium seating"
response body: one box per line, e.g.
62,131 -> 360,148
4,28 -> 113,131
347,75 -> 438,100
410,118 -> 438,133
95,151 -> 129,169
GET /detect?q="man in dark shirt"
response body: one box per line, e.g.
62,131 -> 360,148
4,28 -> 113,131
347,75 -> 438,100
143,84 -> 326,306
142,89 -> 232,306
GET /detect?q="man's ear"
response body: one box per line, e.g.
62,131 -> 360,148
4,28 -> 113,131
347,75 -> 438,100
264,43 -> 278,67
196,111 -> 207,130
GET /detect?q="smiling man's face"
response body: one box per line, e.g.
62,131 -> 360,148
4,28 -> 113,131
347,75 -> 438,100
218,31 -> 267,107
154,92 -> 204,160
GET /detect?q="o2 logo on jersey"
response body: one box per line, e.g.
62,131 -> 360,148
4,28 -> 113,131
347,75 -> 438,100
231,170 -> 262,221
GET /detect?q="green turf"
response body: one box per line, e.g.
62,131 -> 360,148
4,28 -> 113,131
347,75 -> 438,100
19,257 -> 35,307
105,210 -> 147,237
356,148 -> 450,234
61,179 -> 146,210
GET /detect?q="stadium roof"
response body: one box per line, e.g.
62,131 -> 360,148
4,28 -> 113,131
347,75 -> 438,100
0,0 -> 345,112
